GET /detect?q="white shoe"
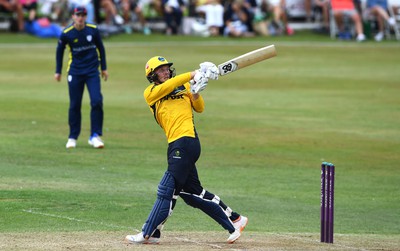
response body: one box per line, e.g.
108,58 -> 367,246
66,138 -> 77,149
114,14 -> 124,25
125,232 -> 160,244
88,134 -> 104,148
233,216 -> 248,233
356,33 -> 366,42
374,31 -> 384,42
227,229 -> 241,244
388,17 -> 396,27
143,26 -> 151,35
227,215 -> 248,243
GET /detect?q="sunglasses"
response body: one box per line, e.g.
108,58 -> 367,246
75,13 -> 87,17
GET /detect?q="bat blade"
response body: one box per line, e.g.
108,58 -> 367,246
218,45 -> 277,76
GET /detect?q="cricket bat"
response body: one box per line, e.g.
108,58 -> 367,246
218,45 -> 277,76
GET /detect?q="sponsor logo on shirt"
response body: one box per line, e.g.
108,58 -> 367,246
159,86 -> 186,103
72,44 -> 97,52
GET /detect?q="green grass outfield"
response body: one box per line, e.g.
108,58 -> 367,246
0,32 -> 399,250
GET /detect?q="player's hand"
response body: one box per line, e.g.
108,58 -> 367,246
101,70 -> 109,81
199,62 -> 219,80
190,71 -> 208,94
54,73 -> 61,82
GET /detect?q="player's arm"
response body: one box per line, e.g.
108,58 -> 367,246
185,83 -> 204,113
144,72 -> 192,105
144,64 -> 214,105
93,27 -> 107,72
54,34 -> 67,82
93,27 -> 108,81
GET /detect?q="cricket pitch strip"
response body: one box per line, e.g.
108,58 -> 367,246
1,231 -> 399,251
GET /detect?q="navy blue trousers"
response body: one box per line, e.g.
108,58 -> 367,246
67,73 -> 103,139
167,136 -> 203,195
165,136 -> 237,233
164,8 -> 183,34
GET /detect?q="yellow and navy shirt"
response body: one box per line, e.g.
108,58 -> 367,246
144,72 -> 205,143
55,23 -> 106,75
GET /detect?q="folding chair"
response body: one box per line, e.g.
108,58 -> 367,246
363,0 -> 400,40
387,4 -> 400,39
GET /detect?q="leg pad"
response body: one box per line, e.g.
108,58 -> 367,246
142,171 -> 175,237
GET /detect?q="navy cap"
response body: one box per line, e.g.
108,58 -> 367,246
74,6 -> 87,15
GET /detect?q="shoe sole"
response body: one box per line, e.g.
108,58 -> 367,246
88,141 -> 104,148
66,141 -> 77,149
227,237 -> 239,244
228,217 -> 248,244
227,232 -> 241,244
89,145 -> 104,149
124,237 -> 159,245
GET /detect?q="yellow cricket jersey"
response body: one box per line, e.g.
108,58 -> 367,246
144,72 -> 205,143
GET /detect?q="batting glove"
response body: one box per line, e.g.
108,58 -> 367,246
199,62 -> 219,80
190,71 -> 208,94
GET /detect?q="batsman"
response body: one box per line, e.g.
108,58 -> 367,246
125,56 -> 248,244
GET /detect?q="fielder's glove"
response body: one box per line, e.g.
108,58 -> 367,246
199,62 -> 219,80
190,71 -> 208,94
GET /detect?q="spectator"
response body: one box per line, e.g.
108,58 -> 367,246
304,0 -> 330,25
313,0 -> 330,33
266,0 -> 294,35
331,0 -> 366,41
20,0 -> 37,21
117,0 -> 152,34
68,0 -> 96,23
163,0 -> 186,34
365,0 -> 396,41
196,0 -> 224,36
54,7 -> 109,149
223,0 -> 255,37
245,0 -> 258,16
132,0 -> 153,34
251,0 -> 270,35
39,0 -> 69,26
304,0 -> 312,21
141,0 -> 163,17
101,0 -> 124,25
0,0 -> 24,31
389,0 -> 400,16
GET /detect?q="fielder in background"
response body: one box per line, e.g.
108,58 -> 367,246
54,6 -> 109,149
125,56 -> 248,244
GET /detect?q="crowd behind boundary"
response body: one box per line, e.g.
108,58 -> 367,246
0,0 -> 399,41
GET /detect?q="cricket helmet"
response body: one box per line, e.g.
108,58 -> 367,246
145,56 -> 175,83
